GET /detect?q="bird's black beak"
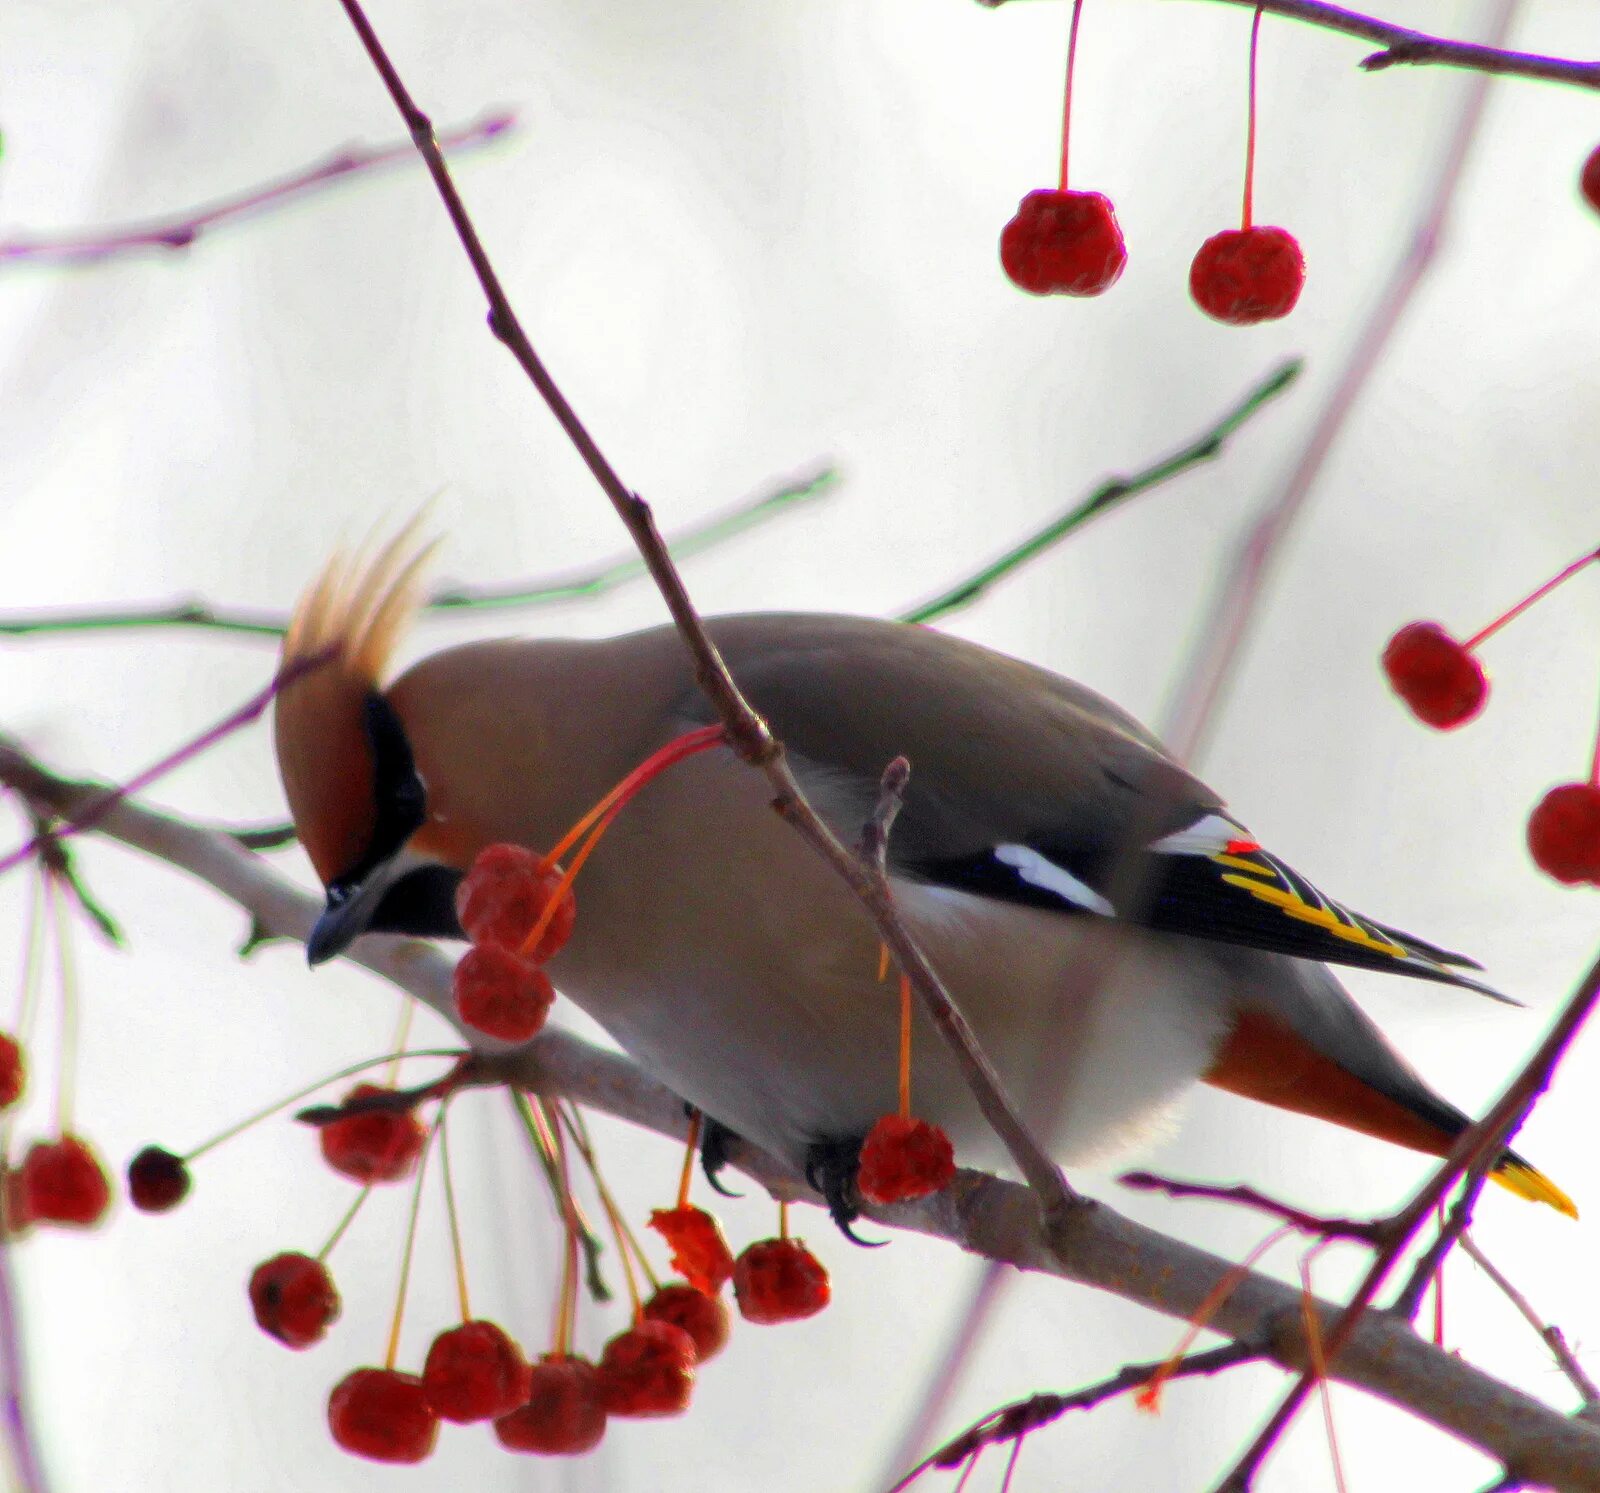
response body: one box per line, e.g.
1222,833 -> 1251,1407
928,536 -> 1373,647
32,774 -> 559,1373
307,869 -> 394,966
307,856 -> 467,966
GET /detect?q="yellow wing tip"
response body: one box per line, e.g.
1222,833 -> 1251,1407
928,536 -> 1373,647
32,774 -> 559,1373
1492,1158 -> 1579,1219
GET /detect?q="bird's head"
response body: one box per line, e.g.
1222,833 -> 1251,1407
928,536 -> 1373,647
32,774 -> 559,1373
273,526 -> 463,965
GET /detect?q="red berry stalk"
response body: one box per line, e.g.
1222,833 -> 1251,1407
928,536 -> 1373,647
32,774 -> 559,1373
1190,4 -> 1304,325
999,0 -> 1126,298
1383,545 -> 1600,730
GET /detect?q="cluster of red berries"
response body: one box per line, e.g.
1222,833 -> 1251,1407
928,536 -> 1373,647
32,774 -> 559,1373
1382,548 -> 1600,885
0,1033 -> 117,1234
451,844 -> 575,1043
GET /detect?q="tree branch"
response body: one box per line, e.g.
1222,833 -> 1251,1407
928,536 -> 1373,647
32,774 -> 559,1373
7,742 -> 1600,1489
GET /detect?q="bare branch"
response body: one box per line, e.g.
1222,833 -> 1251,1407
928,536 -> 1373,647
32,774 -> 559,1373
1119,1171 -> 1387,1244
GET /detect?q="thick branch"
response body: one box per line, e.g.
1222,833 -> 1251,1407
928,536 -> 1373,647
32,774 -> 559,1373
7,746 -> 1600,1489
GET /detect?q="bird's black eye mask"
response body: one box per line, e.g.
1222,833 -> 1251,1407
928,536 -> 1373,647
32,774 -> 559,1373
328,692 -> 427,896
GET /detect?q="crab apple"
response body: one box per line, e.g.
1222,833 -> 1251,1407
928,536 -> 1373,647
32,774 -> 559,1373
732,1238 -> 831,1325
1582,143 -> 1600,216
1527,783 -> 1600,885
249,1252 -> 341,1349
318,1083 -> 426,1184
647,1204 -> 735,1295
1381,621 -> 1488,730
999,189 -> 1126,298
328,1368 -> 439,1464
452,945 -> 555,1044
856,1114 -> 956,1205
127,1146 -> 191,1213
643,1283 -> 731,1363
494,1356 -> 608,1456
20,1135 -> 111,1227
422,1319 -> 532,1423
0,1033 -> 25,1111
596,1320 -> 696,1418
455,842 -> 576,961
1189,226 -> 1304,325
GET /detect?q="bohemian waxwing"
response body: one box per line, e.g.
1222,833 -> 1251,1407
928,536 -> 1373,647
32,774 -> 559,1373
273,531 -> 1573,1218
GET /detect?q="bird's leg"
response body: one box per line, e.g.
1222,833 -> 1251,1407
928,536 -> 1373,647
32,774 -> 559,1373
696,1112 -> 744,1198
804,1135 -> 886,1248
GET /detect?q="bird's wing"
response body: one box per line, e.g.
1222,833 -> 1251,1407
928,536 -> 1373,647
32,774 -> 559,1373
692,615 -> 1506,1002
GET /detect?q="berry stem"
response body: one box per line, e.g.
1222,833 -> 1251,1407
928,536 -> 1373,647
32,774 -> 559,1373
558,1101 -> 652,1309
676,1110 -> 702,1211
437,1105 -> 472,1323
317,1181 -> 374,1262
1058,0 -> 1087,192
548,1101 -> 580,1356
897,973 -> 913,1121
779,1200 -> 791,1242
1298,1246 -> 1349,1493
49,874 -> 79,1135
1461,546 -> 1600,651
383,1110 -> 439,1372
569,1104 -> 661,1292
11,866 -> 45,1035
383,995 -> 416,1089
1587,683 -> 1600,788
1242,4 -> 1264,230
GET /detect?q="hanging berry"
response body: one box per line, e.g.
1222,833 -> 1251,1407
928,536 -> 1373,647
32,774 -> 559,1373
20,1135 -> 111,1227
1528,784 -> 1600,885
999,0 -> 1126,297
0,1034 -> 25,1111
455,843 -> 576,961
494,1356 -> 608,1455
318,1083 -> 427,1184
249,1252 -> 342,1349
327,1367 -> 439,1464
595,1320 -> 696,1418
647,1204 -> 736,1296
642,1283 -> 731,1363
856,1114 -> 956,1206
126,1145 -> 191,1213
1190,5 -> 1304,325
422,1319 -> 532,1422
732,1236 -> 831,1325
452,945 -> 554,1043
1581,142 -> 1600,217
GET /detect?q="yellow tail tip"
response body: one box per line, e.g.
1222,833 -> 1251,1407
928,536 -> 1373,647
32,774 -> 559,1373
1492,1158 -> 1578,1219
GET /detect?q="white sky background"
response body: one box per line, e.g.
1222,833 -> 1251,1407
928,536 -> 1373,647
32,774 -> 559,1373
1,0 -> 1599,1489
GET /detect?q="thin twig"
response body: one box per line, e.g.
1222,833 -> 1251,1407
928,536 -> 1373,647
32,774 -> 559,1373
977,0 -> 1600,93
1119,1171 -> 1387,1244
0,466 -> 837,641
330,0 -> 1077,1226
898,360 -> 1301,626
0,113 -> 514,267
886,1343 -> 1259,1492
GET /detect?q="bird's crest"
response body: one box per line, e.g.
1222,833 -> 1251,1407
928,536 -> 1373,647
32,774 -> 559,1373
274,520 -> 437,885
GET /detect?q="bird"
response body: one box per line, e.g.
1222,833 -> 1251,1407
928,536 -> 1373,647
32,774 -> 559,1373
273,528 -> 1574,1222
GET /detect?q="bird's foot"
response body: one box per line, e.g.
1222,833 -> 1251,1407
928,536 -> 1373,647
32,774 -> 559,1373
696,1112 -> 744,1198
804,1135 -> 887,1248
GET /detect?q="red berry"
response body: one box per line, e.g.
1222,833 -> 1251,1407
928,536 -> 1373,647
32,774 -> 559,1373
494,1356 -> 607,1456
422,1319 -> 531,1422
455,843 -> 576,961
0,1034 -> 25,1111
1581,143 -> 1600,216
1189,226 -> 1304,325
596,1320 -> 696,1418
1381,621 -> 1488,730
1528,783 -> 1600,885
127,1146 -> 191,1213
249,1251 -> 341,1349
643,1283 -> 731,1363
999,189 -> 1126,298
452,945 -> 554,1044
731,1238 -> 831,1325
20,1135 -> 110,1227
856,1114 -> 956,1205
328,1367 -> 439,1464
647,1205 -> 735,1295
318,1083 -> 426,1184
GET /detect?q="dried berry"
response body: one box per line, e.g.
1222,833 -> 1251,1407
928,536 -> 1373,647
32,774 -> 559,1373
127,1145 -> 191,1213
328,1368 -> 439,1464
0,1034 -> 25,1111
1000,190 -> 1126,298
647,1205 -> 735,1295
596,1320 -> 696,1418
1528,783 -> 1600,885
494,1356 -> 607,1456
452,945 -> 555,1044
732,1238 -> 831,1325
249,1251 -> 341,1349
643,1283 -> 731,1363
422,1319 -> 532,1423
1189,226 -> 1304,325
1381,621 -> 1488,731
856,1114 -> 956,1205
455,842 -> 576,961
318,1083 -> 426,1184
20,1135 -> 111,1227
